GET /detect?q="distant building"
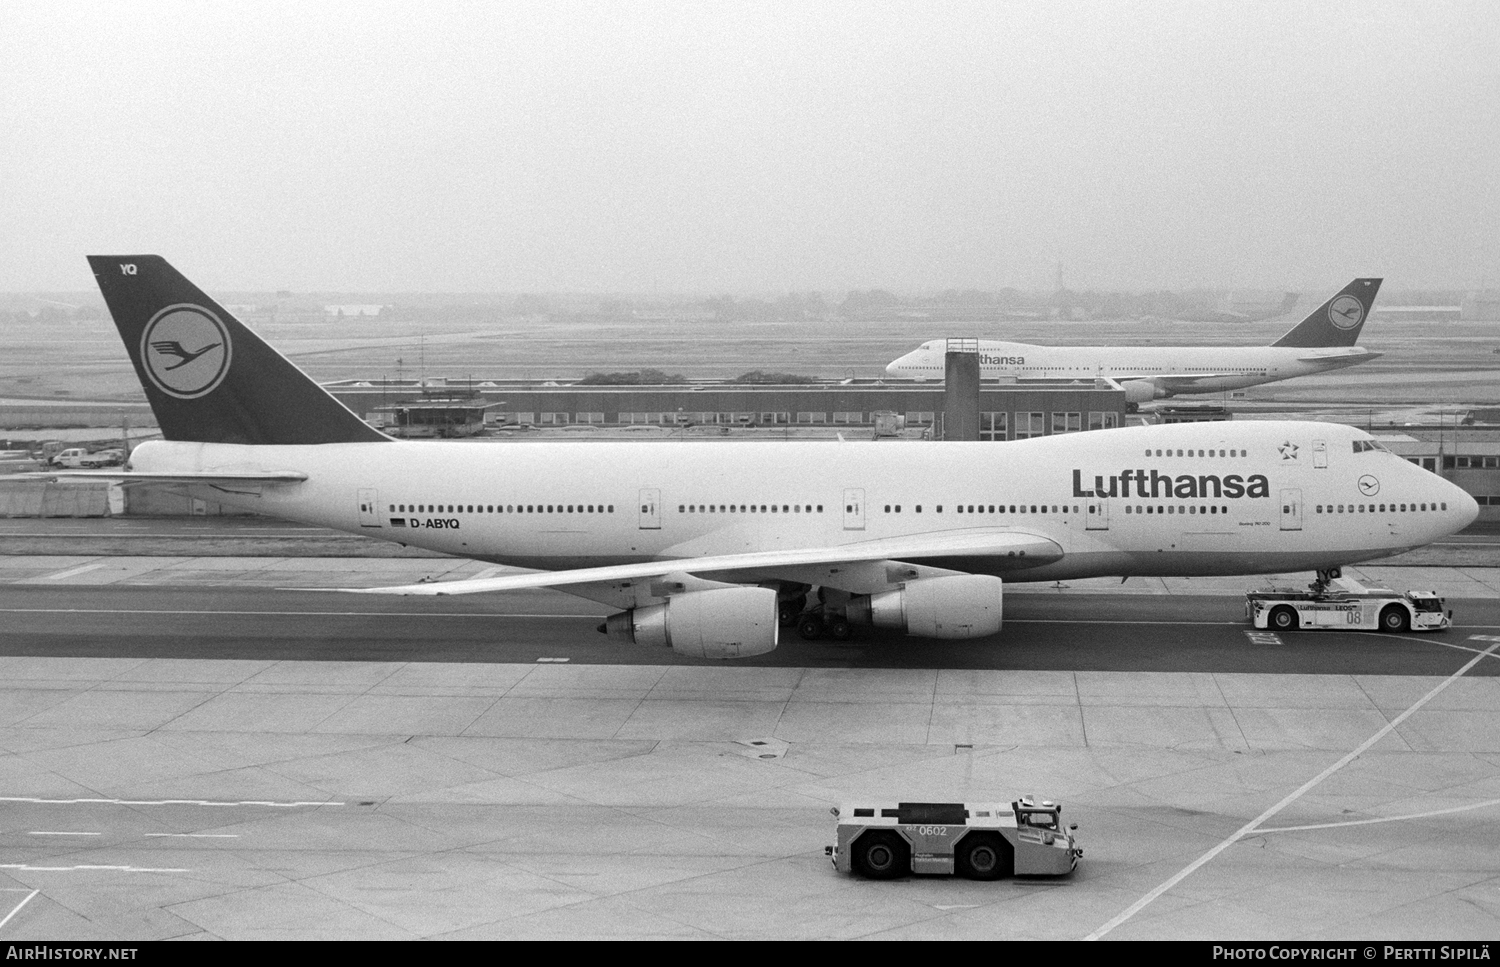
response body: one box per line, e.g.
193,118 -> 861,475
1462,292 -> 1500,321
324,304 -> 385,317
369,394 -> 491,438
1156,404 -> 1232,424
331,378 -> 1127,444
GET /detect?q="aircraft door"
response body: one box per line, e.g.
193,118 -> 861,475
358,488 -> 381,529
638,488 -> 661,530
1313,440 -> 1328,469
1280,488 -> 1302,531
1086,498 -> 1109,531
843,488 -> 865,530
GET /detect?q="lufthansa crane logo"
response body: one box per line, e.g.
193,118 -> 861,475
1328,294 -> 1364,331
1358,474 -> 1380,496
140,304 -> 232,399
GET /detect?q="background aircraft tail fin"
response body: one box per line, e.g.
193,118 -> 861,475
87,255 -> 389,445
1271,278 -> 1382,347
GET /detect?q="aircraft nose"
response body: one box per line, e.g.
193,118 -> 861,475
885,355 -> 907,376
1453,485 -> 1480,530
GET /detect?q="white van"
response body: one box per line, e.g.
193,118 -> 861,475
50,448 -> 93,468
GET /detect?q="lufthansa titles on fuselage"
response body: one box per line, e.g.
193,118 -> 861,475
1072,468 -> 1271,499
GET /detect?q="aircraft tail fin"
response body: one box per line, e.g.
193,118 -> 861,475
1271,278 -> 1381,347
87,255 -> 389,445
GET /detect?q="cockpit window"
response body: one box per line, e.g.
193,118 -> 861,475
1353,440 -> 1392,455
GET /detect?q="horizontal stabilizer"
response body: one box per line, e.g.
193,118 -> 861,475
301,529 -> 1064,597
1295,349 -> 1383,365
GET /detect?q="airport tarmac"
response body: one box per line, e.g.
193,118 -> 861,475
2,541 -> 1500,939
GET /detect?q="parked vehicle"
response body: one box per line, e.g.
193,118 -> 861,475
49,448 -> 93,468
828,799 -> 1081,879
80,449 -> 125,468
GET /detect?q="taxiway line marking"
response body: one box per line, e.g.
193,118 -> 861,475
1258,796 -> 1500,833
6,607 -> 1500,631
0,608 -> 1245,626
0,864 -> 188,874
0,795 -> 343,807
0,608 -> 594,619
37,562 -> 107,581
29,831 -> 101,836
1086,637 -> 1500,941
0,890 -> 38,932
144,833 -> 240,838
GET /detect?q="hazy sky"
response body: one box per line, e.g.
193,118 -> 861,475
3,1 -> 1498,293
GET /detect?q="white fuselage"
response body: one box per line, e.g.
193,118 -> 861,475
131,420 -> 1473,587
885,340 -> 1380,395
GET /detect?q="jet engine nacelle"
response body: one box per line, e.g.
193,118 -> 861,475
600,586 -> 779,659
845,574 -> 1003,639
1121,379 -> 1166,404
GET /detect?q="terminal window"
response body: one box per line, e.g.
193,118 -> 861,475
980,412 -> 1007,441
1014,412 -> 1045,440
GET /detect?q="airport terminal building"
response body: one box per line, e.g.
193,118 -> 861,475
326,378 -> 1127,441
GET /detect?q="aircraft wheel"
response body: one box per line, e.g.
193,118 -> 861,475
1380,605 -> 1410,633
955,833 -> 1012,880
827,617 -> 852,641
778,594 -> 808,627
1269,606 -> 1297,631
796,615 -> 825,640
852,831 -> 908,879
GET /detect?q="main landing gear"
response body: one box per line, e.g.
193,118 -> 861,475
797,611 -> 853,641
777,587 -> 854,641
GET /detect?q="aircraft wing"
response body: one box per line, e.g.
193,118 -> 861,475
1137,374 -> 1238,392
29,470 -> 309,484
318,528 -> 1064,597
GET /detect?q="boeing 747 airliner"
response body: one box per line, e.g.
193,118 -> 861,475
70,257 -> 1473,658
885,279 -> 1383,405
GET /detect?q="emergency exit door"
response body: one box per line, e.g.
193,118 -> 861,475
1280,488 -> 1302,531
843,489 -> 865,530
638,488 -> 661,529
358,488 -> 381,528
